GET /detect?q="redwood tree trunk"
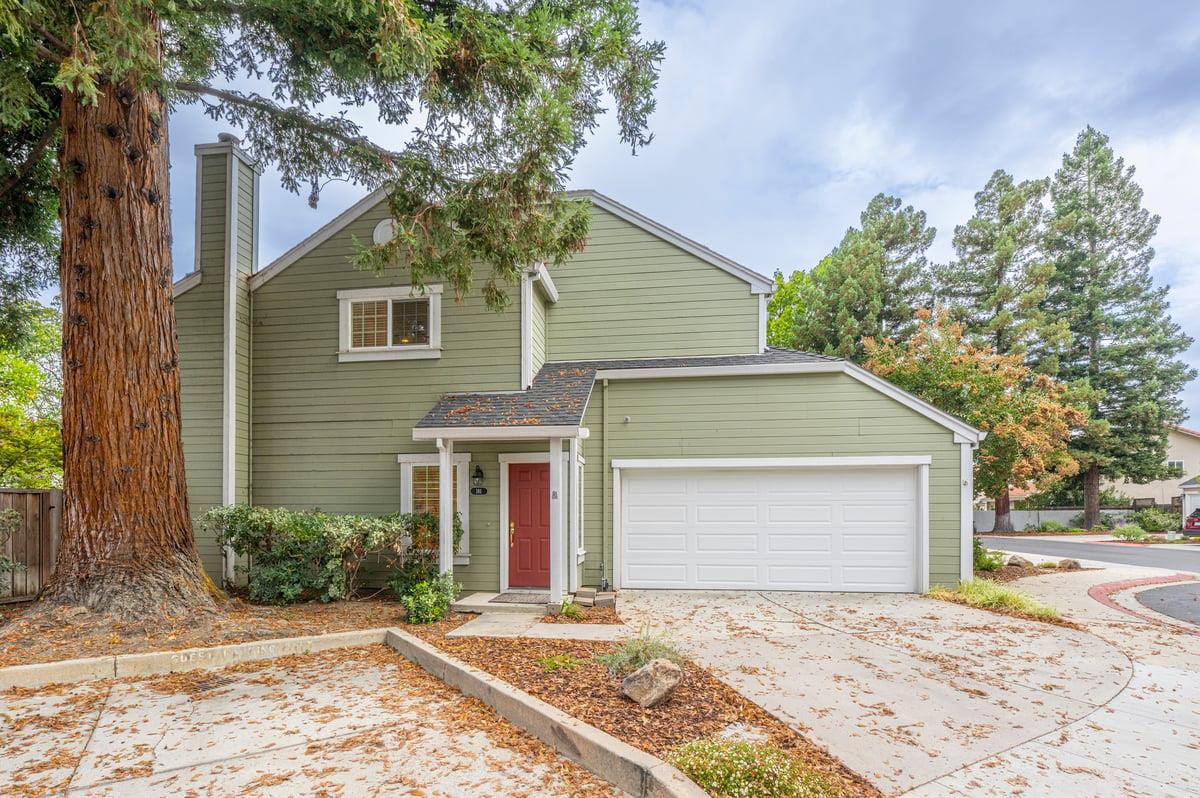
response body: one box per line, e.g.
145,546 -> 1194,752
43,69 -> 213,620
991,486 -> 1014,533
1082,464 -> 1101,531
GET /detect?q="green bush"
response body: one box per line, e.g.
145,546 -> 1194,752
400,572 -> 459,624
1112,524 -> 1149,542
596,625 -> 682,675
202,505 -> 462,605
1133,507 -> 1177,534
973,537 -> 1004,572
558,599 -> 584,620
1038,519 -> 1066,532
1069,511 -> 1120,530
668,739 -> 837,798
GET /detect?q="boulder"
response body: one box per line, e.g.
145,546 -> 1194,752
1059,558 -> 1082,571
1006,554 -> 1033,568
594,592 -> 616,608
620,658 -> 683,708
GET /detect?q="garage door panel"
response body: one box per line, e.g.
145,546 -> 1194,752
622,467 -> 918,593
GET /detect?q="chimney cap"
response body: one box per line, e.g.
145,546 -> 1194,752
217,132 -> 240,145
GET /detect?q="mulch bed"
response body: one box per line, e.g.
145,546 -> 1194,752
982,564 -> 1088,583
0,597 -> 405,668
541,605 -> 623,624
408,617 -> 881,797
982,530 -> 1094,537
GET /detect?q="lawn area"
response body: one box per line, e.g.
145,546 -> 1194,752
0,597 -> 404,667
928,578 -> 1074,626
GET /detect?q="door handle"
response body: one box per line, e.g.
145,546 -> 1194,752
508,521 -> 515,547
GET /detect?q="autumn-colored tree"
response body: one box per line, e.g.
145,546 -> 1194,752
3,0 -> 662,620
865,311 -> 1088,533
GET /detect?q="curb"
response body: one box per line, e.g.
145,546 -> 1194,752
385,627 -> 707,798
1087,573 -> 1197,628
0,628 -> 390,691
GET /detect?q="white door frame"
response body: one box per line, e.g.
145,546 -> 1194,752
498,451 -> 572,594
610,456 -> 932,593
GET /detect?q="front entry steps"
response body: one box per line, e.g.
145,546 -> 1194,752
452,592 -> 545,615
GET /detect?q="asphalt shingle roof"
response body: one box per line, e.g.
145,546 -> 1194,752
416,349 -> 836,429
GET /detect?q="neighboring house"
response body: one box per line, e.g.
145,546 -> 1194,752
173,137 -> 985,603
1105,424 -> 1200,506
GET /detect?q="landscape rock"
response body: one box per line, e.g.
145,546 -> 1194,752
1006,554 -> 1033,568
594,592 -> 616,608
620,658 -> 683,708
1059,558 -> 1082,571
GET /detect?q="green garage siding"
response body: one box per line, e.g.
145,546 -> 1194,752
578,371 -> 964,588
545,205 -> 761,360
249,200 -> 525,592
531,283 -> 547,375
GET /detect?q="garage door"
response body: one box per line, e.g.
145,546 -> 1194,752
620,466 -> 918,592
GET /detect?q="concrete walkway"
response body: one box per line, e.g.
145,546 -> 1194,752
448,612 -> 629,641
620,589 -> 1138,796
981,534 -> 1200,571
0,645 -> 623,797
910,563 -> 1200,797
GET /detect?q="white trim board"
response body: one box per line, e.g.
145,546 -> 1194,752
173,271 -> 201,297
398,451 -> 471,564
533,263 -> 559,303
594,360 -> 985,444
498,451 -> 573,594
520,273 -> 534,389
414,426 -> 589,441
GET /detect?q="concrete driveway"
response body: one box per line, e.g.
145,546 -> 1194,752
620,590 -> 1134,796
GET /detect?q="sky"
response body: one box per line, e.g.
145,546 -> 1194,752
167,0 -> 1200,422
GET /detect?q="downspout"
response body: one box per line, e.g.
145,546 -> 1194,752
600,378 -> 610,590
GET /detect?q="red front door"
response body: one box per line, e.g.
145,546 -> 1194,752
508,463 -> 551,588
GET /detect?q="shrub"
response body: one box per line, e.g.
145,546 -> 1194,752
400,572 -> 459,624
596,625 -> 682,675
973,537 -> 1004,572
1133,507 -> 1177,534
1038,519 -> 1066,532
1112,524 -> 1149,542
928,578 -> 1062,622
202,505 -> 462,604
1070,512 -> 1119,530
0,509 -> 24,574
668,739 -> 836,798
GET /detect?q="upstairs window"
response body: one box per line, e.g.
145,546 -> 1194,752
1168,459 -> 1185,476
337,285 -> 442,362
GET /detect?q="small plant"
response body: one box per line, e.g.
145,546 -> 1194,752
595,624 -> 682,675
1133,507 -> 1178,534
1037,561 -> 1059,569
1112,524 -> 1149,542
557,599 -> 584,620
668,739 -> 836,798
972,537 -> 1004,572
537,653 -> 583,672
1037,519 -> 1066,532
400,572 -> 459,624
929,578 -> 1062,622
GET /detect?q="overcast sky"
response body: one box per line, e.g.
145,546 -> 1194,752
167,0 -> 1200,422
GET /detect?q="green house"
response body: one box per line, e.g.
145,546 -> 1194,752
175,136 -> 984,603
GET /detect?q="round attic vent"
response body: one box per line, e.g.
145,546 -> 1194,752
372,219 -> 396,246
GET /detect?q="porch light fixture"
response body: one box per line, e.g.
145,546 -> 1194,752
471,464 -> 484,488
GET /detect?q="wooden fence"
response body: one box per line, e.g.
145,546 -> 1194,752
1,489 -> 61,603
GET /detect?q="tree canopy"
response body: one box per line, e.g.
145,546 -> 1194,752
0,302 -> 60,488
792,231 -> 885,360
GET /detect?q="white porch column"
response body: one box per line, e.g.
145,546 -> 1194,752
568,437 -> 580,593
437,438 -> 454,575
549,436 -> 564,603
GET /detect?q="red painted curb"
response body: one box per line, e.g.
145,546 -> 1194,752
1087,573 -> 1197,627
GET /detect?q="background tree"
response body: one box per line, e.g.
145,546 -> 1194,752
793,231 -> 885,359
2,0 -> 663,619
857,193 -> 936,340
1041,127 -> 1194,528
865,311 -> 1087,532
766,268 -> 808,348
0,302 -> 61,488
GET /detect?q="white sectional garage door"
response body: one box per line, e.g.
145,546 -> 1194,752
620,466 -> 919,592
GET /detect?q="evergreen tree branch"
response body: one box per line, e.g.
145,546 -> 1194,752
0,121 -> 58,201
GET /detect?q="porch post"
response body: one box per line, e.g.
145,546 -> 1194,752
568,436 -> 580,593
437,437 -> 454,575
549,436 -> 564,603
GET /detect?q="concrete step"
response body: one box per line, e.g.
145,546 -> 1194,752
451,592 -> 547,615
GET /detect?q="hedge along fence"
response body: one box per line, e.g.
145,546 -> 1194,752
200,506 -> 463,605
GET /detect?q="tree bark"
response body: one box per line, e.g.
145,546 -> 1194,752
991,486 -> 1014,533
1082,464 -> 1101,530
42,66 -> 214,620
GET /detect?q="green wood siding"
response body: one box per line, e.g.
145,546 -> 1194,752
176,152 -> 228,576
545,205 -> 760,360
530,283 -> 547,375
249,200 -> 525,592
578,371 -> 964,588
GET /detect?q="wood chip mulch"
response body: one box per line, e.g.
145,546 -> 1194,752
408,617 -> 881,798
0,598 -> 405,668
540,605 -> 623,624
983,564 -> 1092,583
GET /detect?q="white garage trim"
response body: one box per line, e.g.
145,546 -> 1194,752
612,456 -> 930,593
960,442 -> 975,582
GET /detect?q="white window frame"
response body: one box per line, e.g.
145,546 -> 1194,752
338,285 -> 443,362
398,451 -> 470,563
1168,459 -> 1186,474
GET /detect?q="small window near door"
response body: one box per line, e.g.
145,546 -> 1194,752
398,453 -> 470,559
411,464 -> 458,515
1168,459 -> 1185,477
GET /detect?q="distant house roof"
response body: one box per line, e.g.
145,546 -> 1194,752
1181,475 -> 1200,489
1170,424 -> 1200,440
